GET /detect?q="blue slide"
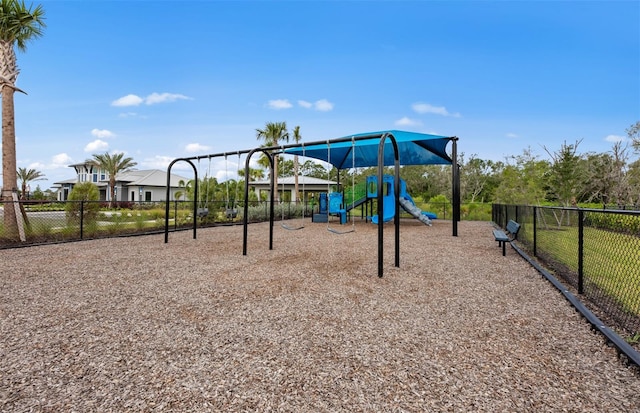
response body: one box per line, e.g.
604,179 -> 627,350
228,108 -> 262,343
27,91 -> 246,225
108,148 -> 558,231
371,176 -> 436,225
371,189 -> 396,224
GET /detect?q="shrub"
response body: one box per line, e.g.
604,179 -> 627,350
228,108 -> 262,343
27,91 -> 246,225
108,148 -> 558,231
427,194 -> 451,218
65,183 -> 100,225
585,212 -> 640,235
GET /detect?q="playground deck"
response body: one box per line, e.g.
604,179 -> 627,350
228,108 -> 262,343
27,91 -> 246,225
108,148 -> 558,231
1,220 -> 638,411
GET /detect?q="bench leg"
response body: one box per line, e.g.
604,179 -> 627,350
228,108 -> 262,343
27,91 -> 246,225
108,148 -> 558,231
502,241 -> 506,256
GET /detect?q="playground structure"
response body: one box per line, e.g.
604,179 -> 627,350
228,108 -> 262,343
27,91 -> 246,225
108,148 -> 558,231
367,175 -> 436,225
312,174 -> 437,226
164,130 -> 460,277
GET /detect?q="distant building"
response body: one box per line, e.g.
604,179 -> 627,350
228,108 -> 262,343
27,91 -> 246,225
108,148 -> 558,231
250,176 -> 337,203
52,162 -> 189,202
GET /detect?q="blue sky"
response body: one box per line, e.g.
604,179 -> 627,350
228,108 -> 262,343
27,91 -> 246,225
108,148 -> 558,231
5,0 -> 640,188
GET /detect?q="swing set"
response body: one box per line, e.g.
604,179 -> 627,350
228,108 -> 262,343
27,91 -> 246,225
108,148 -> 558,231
191,152 -> 243,223
279,144 -> 307,231
325,138 -> 356,235
164,130 -> 461,278
196,157 -> 211,219
224,153 -> 241,220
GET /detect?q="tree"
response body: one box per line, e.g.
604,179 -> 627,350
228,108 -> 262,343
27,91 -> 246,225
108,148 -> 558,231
88,152 -> 137,207
627,159 -> 640,207
544,140 -> 586,207
494,148 -> 549,205
255,121 -> 288,202
16,166 -> 44,199
421,165 -> 452,201
399,165 -> 430,199
628,121 -> 640,152
174,179 -> 187,201
30,184 -> 44,200
591,141 -> 631,206
0,0 -> 45,239
583,152 -> 617,205
65,182 -> 100,225
299,159 -> 327,179
239,167 -> 265,182
459,154 -> 498,203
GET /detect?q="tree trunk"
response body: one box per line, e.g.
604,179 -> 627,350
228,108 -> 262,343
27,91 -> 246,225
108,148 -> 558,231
1,84 -> 19,240
109,177 -> 116,208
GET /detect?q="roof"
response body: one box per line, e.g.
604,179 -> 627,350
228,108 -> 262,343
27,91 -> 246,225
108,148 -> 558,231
53,170 -> 188,188
251,176 -> 337,186
115,169 -> 188,187
284,130 -> 454,169
52,178 -> 78,185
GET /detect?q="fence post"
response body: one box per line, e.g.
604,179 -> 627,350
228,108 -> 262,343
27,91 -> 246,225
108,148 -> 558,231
80,201 -> 84,239
578,208 -> 584,294
533,206 -> 537,257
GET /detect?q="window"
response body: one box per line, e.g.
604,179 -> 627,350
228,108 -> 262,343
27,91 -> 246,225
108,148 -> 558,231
131,191 -> 135,201
145,191 -> 152,202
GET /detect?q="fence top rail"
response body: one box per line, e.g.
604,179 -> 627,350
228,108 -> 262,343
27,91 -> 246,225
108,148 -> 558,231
537,206 -> 640,216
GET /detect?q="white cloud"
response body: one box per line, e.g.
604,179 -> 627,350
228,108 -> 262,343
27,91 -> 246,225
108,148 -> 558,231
51,153 -> 73,168
605,134 -> 625,143
412,102 -> 461,117
314,99 -> 334,112
28,161 -> 47,170
185,143 -> 211,153
395,117 -> 422,127
118,112 -> 139,118
267,99 -> 293,110
140,155 -> 176,170
91,128 -> 115,139
111,92 -> 192,107
84,139 -> 109,153
112,94 -> 144,107
506,133 -> 519,138
297,99 -> 334,111
145,92 -> 191,105
298,100 -> 312,109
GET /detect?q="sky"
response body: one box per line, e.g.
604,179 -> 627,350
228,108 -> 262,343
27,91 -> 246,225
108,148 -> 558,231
3,0 -> 639,189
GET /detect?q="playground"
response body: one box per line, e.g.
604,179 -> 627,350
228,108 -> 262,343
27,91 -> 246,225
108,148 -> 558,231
1,220 -> 639,411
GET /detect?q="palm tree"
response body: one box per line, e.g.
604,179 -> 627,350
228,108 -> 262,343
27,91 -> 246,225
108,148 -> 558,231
292,125 -> 302,203
239,167 -> 265,182
88,152 -> 137,207
0,0 -> 46,239
256,121 -> 288,202
174,179 -> 186,201
16,167 -> 44,199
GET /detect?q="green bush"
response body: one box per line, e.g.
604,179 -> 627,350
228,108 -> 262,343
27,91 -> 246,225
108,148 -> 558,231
426,195 -> 451,218
65,182 -> 100,225
585,212 -> 640,234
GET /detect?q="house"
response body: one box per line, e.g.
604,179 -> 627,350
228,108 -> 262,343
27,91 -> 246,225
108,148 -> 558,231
53,162 -> 189,202
250,176 -> 337,203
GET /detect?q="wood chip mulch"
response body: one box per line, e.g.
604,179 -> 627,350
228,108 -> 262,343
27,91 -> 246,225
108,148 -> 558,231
1,219 -> 638,412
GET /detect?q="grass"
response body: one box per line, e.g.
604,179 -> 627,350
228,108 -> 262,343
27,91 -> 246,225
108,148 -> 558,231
535,225 -> 640,318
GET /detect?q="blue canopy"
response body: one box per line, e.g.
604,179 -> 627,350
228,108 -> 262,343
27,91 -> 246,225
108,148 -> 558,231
284,130 -> 453,169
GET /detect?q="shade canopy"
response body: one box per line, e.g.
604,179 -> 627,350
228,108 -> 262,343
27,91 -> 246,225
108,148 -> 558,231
284,130 -> 454,169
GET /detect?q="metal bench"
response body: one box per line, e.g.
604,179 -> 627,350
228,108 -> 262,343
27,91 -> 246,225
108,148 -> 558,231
493,220 -> 521,256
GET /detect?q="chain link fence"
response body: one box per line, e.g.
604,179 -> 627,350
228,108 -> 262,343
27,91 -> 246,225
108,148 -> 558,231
0,199 -> 326,248
493,204 -> 640,339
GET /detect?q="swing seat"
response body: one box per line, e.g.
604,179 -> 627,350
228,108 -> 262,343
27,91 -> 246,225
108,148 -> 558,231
225,208 -> 238,219
197,207 -> 209,218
